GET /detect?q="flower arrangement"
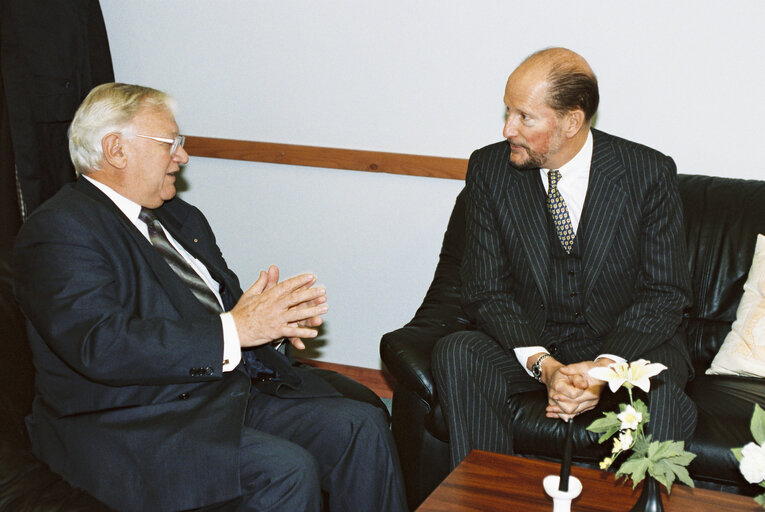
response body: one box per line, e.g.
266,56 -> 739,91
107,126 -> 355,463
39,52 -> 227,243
587,359 -> 696,492
733,403 -> 765,507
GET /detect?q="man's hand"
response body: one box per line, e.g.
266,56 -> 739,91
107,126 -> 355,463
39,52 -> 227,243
230,265 -> 328,348
258,265 -> 324,350
545,359 -> 612,421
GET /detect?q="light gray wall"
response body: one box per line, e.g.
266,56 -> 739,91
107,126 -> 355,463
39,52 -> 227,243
99,0 -> 765,368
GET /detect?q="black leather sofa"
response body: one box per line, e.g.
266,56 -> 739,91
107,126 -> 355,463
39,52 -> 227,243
381,173 -> 765,510
0,235 -> 389,511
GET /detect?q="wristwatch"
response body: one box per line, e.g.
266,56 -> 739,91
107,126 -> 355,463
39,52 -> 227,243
531,353 -> 552,382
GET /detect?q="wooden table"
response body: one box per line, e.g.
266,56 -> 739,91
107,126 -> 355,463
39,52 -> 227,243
417,450 -> 760,511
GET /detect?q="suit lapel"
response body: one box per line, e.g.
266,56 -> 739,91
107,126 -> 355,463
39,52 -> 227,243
580,130 -> 627,301
154,203 -> 238,301
74,178 -> 211,315
507,169 -> 551,304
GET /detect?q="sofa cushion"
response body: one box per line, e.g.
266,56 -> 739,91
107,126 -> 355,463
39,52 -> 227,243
707,234 -> 765,377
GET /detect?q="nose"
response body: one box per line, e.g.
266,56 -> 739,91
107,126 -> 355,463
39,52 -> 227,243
173,145 -> 189,164
503,115 -> 518,139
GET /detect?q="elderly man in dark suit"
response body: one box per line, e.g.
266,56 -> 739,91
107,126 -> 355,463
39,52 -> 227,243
14,83 -> 406,512
432,48 -> 698,468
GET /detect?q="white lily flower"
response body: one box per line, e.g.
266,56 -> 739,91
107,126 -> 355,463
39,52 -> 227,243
626,359 -> 667,392
588,359 -> 667,393
617,405 -> 642,430
588,361 -> 630,393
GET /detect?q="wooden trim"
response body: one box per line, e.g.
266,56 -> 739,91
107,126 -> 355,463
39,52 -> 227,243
184,136 -> 467,180
297,359 -> 395,399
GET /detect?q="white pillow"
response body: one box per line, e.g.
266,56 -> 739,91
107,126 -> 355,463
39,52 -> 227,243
707,234 -> 765,377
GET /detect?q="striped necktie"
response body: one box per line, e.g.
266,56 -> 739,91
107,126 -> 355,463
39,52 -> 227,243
546,169 -> 576,253
139,208 -> 222,314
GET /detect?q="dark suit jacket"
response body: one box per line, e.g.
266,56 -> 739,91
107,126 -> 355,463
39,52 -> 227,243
13,178 -> 336,511
460,129 -> 693,382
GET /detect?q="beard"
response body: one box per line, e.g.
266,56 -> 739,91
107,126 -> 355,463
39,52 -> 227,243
508,142 -> 549,170
506,125 -> 566,170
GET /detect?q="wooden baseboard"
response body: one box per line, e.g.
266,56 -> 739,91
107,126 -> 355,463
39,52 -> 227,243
298,359 -> 395,399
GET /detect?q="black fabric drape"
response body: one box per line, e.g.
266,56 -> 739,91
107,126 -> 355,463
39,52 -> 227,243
0,49 -> 21,240
1,0 -> 114,234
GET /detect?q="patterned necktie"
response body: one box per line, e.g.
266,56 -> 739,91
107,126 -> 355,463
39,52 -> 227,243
546,170 -> 576,253
138,208 -> 222,314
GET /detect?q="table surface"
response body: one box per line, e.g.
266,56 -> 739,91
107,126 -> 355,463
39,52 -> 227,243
416,450 -> 760,512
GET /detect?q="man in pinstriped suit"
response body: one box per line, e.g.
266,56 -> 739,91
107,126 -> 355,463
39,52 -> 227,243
432,48 -> 698,468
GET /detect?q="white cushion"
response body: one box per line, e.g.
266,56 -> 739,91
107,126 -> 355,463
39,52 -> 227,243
707,234 -> 765,377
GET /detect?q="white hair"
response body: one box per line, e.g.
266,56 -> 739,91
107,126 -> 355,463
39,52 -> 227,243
68,83 -> 177,174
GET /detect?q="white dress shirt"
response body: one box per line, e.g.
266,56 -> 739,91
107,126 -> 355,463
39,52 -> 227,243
83,175 -> 241,371
512,131 -> 625,375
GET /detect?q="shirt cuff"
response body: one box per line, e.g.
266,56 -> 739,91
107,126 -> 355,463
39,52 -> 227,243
595,353 -> 625,365
220,312 -> 242,372
514,346 -> 548,377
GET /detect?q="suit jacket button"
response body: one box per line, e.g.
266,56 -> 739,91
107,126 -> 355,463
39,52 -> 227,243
178,393 -> 189,400
204,367 -> 214,375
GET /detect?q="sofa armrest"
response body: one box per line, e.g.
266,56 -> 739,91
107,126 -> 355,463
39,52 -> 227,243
381,318 -> 467,406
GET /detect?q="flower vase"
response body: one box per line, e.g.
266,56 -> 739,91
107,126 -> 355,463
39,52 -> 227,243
630,476 -> 664,512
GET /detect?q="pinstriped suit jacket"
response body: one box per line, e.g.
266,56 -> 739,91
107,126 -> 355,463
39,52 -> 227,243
460,129 -> 693,368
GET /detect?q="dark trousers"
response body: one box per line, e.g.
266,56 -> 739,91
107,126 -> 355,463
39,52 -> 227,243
231,389 -> 406,512
432,330 -> 698,469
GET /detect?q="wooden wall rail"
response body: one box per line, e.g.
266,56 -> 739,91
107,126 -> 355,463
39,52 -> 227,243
184,136 -> 468,181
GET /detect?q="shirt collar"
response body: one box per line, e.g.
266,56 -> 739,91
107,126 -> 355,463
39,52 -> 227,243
540,129 -> 594,180
82,174 -> 143,223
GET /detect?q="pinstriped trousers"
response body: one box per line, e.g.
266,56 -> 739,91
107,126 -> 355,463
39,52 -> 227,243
432,330 -> 698,469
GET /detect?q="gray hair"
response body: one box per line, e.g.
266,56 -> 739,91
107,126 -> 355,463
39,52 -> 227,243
68,83 -> 177,174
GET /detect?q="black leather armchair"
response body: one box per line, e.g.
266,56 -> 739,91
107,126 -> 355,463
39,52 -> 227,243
381,174 -> 765,510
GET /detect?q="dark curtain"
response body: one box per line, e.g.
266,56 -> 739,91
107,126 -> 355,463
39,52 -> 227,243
0,57 -> 20,240
0,0 -> 114,238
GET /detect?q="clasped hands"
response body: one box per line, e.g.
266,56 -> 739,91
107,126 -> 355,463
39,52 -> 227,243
535,355 -> 613,422
230,265 -> 328,350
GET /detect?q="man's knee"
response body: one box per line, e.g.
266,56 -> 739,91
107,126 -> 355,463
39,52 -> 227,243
329,400 -> 392,448
239,434 -> 321,511
433,330 -> 501,380
433,330 -> 479,374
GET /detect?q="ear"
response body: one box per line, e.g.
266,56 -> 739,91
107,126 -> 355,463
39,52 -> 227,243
564,109 -> 586,138
101,133 -> 128,169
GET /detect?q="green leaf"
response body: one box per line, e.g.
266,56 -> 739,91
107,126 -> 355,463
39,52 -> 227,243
645,450 -> 696,493
732,446 -> 743,462
631,435 -> 650,456
666,451 -> 696,467
647,440 -> 694,465
588,412 -> 622,443
752,404 -> 765,445
671,464 -> 695,488
647,440 -> 675,460
755,493 -> 765,507
617,456 -> 651,488
651,467 -> 674,492
587,412 -> 620,433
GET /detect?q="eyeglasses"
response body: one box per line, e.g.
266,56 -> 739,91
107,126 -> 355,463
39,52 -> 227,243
135,134 -> 186,156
